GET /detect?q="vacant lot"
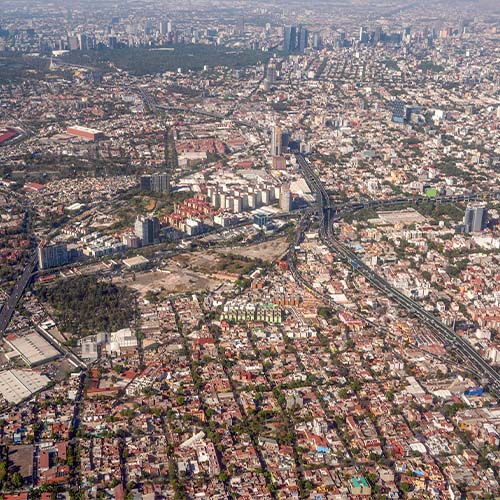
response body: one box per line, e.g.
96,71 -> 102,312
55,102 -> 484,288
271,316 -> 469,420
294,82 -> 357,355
219,237 -> 289,262
120,267 -> 222,296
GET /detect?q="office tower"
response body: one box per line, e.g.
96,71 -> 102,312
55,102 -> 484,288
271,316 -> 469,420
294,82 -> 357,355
297,26 -> 308,53
312,32 -> 322,49
271,126 -> 282,156
167,20 -> 173,33
140,175 -> 152,191
134,216 -> 160,246
140,173 -> 169,194
77,33 -> 87,50
159,21 -> 167,35
373,26 -> 382,44
359,26 -> 368,44
283,25 -> 297,53
151,173 -> 170,193
38,244 -> 69,270
464,204 -> 487,233
281,130 -> 290,150
279,184 -> 292,212
237,16 -> 245,34
392,100 -> 408,123
108,36 -> 117,49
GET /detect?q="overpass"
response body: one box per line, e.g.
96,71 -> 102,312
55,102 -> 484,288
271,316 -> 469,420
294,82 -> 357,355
295,153 -> 500,398
134,95 -> 500,395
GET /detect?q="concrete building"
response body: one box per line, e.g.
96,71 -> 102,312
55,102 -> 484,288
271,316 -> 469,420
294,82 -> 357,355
279,183 -> 292,212
67,125 -> 104,141
0,369 -> 50,404
134,216 -> 160,246
5,332 -> 60,367
464,203 -> 487,233
271,126 -> 282,157
38,243 -> 69,270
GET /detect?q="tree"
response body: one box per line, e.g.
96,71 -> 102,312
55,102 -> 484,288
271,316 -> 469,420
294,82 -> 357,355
399,482 -> 411,493
11,471 -> 24,488
0,460 -> 7,483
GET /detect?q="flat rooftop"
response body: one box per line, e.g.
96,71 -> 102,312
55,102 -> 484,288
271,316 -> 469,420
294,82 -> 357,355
67,124 -> 103,134
6,332 -> 60,366
0,369 -> 50,404
123,255 -> 150,268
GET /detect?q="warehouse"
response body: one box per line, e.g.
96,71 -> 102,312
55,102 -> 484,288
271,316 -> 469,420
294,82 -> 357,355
5,332 -> 61,367
0,369 -> 50,404
67,124 -> 104,141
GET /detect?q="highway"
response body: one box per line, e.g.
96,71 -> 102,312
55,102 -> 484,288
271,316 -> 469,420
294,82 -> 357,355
138,88 -> 266,132
136,93 -> 500,395
0,249 -> 38,334
295,153 -> 500,398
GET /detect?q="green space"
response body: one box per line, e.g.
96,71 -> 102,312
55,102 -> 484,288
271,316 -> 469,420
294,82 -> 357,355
0,54 -> 51,82
37,276 -> 136,336
419,61 -> 445,73
60,45 -> 272,75
382,59 -> 399,71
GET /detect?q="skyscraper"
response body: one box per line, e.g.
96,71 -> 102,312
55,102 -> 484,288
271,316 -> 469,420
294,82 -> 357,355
359,27 -> 369,44
297,26 -> 308,53
159,21 -> 168,35
464,204 -> 487,233
134,216 -> 160,246
283,25 -> 297,53
271,126 -> 282,157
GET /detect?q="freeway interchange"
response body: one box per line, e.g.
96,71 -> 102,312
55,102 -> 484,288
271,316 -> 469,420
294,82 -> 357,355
295,153 -> 500,398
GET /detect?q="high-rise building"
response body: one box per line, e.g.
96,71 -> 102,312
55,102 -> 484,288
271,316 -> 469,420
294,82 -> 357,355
152,173 -> 169,193
279,183 -> 292,212
140,175 -> 152,191
38,244 -> 69,270
312,32 -> 322,49
392,100 -> 408,123
359,26 -> 369,44
297,26 -> 308,53
159,21 -> 168,35
283,25 -> 297,53
271,126 -> 282,157
67,35 -> 79,50
77,33 -> 87,50
134,216 -> 160,246
464,203 -> 487,233
266,63 -> 277,83
140,173 -> 169,194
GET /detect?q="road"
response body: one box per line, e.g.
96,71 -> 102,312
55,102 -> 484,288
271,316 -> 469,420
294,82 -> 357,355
0,249 -> 38,335
295,153 -> 500,398
133,93 -> 500,395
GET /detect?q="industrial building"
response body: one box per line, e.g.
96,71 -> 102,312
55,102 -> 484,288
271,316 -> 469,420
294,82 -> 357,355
5,332 -> 61,367
0,369 -> 50,404
67,125 -> 104,141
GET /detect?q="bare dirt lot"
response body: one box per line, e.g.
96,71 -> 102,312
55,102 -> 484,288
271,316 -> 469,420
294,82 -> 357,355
219,237 -> 289,261
118,266 -> 222,296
